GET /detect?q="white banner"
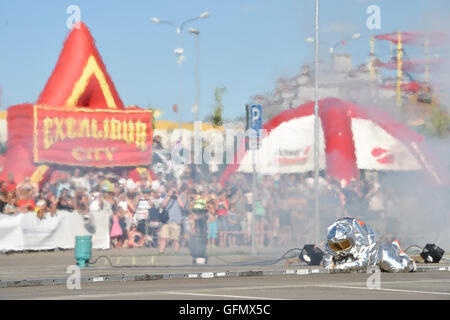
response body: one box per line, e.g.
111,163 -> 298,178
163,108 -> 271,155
0,210 -> 110,252
239,115 -> 326,174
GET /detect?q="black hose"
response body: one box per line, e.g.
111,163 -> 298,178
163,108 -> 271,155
89,255 -> 114,267
404,244 -> 423,253
88,248 -> 305,269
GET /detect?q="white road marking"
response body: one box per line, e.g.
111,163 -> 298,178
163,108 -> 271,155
39,290 -> 161,300
319,285 -> 450,296
28,277 -> 450,299
163,291 -> 287,300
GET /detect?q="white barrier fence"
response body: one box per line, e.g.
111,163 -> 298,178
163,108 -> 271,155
0,210 -> 110,252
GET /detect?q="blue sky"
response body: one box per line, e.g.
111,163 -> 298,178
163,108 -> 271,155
0,0 -> 448,121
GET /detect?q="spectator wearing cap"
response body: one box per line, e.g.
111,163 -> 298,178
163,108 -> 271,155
159,186 -> 186,254
99,172 -> 114,194
35,197 -> 48,220
191,189 -> 208,235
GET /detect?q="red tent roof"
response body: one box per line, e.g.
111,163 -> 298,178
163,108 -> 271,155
37,22 -> 124,109
220,98 -> 448,186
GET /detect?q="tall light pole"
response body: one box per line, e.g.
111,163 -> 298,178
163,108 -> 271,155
151,11 -> 210,129
189,28 -> 201,121
313,0 -> 320,245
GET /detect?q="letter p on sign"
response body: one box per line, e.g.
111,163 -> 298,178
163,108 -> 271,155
252,108 -> 260,123
250,105 -> 262,134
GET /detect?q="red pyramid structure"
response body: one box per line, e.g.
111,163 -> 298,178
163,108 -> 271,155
37,22 -> 124,109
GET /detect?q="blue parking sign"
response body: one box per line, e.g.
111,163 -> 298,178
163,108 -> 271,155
250,104 -> 262,133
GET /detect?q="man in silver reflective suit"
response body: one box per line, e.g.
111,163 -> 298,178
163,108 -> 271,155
323,217 -> 416,272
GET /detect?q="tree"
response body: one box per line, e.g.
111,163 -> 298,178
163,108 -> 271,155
211,86 -> 227,127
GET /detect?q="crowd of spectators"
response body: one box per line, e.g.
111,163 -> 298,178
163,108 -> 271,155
0,153 -> 391,252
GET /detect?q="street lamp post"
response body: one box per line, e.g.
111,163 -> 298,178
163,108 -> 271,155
308,20 -> 360,245
189,28 -> 201,121
151,11 -> 210,129
329,33 -> 361,55
306,33 -> 361,56
313,0 -> 320,245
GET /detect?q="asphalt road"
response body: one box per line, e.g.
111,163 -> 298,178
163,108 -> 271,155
1,271 -> 449,300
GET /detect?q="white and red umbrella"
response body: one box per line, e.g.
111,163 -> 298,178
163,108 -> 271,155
220,98 -> 448,186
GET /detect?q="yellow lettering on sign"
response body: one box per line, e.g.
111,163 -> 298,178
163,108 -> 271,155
72,147 -> 84,161
54,117 -> 66,144
40,112 -> 149,155
65,118 -> 77,139
79,118 -> 91,138
103,119 -> 110,140
123,120 -> 135,144
104,148 -> 113,161
110,119 -> 121,140
94,148 -> 102,161
43,117 -> 54,150
135,120 -> 147,151
85,148 -> 93,161
71,147 -> 115,162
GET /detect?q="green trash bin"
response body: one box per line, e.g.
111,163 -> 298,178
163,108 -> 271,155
75,235 -> 92,268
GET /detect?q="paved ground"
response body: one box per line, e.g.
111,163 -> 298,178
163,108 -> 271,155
1,246 -> 449,301
1,272 -> 449,300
